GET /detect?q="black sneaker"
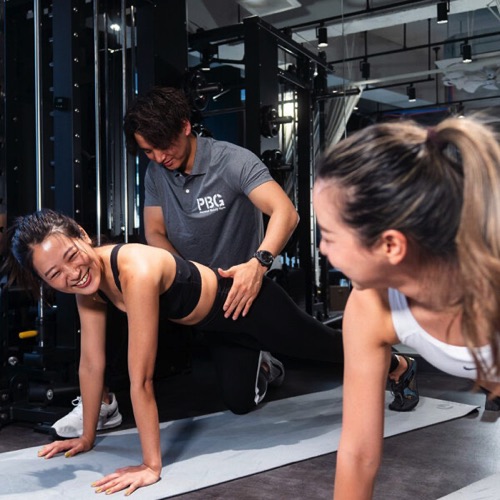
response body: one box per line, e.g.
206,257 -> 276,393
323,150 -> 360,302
482,388 -> 500,411
485,396 -> 500,411
260,351 -> 285,387
389,355 -> 419,412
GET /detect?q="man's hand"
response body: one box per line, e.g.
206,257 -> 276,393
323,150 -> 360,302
37,436 -> 93,459
91,463 -> 161,496
218,259 -> 267,320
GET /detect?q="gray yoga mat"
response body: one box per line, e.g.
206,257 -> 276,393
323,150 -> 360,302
0,388 -> 477,499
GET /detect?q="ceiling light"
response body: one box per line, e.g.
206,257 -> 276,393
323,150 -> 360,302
407,85 -> 416,102
317,25 -> 328,48
462,42 -> 472,63
110,23 -> 121,31
437,1 -> 449,24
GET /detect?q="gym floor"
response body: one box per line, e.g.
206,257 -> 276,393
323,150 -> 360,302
1,342 -> 499,500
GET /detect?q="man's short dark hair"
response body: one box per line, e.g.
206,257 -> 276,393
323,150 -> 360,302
123,87 -> 191,155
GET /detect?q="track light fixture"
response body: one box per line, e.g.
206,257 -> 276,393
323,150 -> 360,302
200,44 -> 218,71
461,41 -> 472,63
437,1 -> 449,24
407,85 -> 416,102
317,24 -> 328,48
360,59 -> 370,79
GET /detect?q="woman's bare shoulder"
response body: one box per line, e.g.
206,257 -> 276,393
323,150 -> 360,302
343,288 -> 397,346
111,243 -> 175,288
111,242 -> 172,261
346,287 -> 390,312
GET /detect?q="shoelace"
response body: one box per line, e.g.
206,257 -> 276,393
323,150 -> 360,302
71,396 -> 82,407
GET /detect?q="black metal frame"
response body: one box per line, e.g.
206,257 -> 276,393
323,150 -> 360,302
0,0 -> 5,239
190,16 -> 329,315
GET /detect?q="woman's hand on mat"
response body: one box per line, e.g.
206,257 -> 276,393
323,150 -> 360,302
91,464 -> 161,496
37,437 -> 93,459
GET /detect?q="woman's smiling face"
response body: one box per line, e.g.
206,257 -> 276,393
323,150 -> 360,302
313,180 -> 390,291
31,233 -> 101,295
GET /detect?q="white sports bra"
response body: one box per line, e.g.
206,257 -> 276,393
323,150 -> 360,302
388,288 -> 499,382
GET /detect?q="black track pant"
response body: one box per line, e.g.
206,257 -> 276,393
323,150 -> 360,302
194,276 -> 344,414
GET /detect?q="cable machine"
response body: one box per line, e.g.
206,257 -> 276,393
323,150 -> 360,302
0,0 -> 87,429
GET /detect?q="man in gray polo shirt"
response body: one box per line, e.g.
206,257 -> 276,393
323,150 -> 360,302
126,86 -> 300,415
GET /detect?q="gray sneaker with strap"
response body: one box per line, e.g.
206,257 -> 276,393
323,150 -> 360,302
389,355 -> 419,412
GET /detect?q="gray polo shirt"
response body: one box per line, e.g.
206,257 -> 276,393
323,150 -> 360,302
144,136 -> 273,269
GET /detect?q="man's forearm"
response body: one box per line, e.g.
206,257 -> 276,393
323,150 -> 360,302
258,209 -> 299,256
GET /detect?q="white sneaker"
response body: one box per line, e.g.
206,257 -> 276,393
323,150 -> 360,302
51,393 -> 122,438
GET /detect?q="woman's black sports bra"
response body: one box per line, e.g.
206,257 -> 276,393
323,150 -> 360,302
98,244 -> 202,319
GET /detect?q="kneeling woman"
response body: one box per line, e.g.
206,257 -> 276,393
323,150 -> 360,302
1,209 -> 342,496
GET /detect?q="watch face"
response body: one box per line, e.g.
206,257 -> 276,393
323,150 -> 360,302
255,250 -> 273,267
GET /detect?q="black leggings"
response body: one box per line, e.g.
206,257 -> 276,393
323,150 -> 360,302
194,276 -> 343,414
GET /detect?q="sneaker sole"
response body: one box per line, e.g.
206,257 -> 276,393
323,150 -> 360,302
269,362 -> 285,387
97,413 -> 123,430
389,398 -> 419,412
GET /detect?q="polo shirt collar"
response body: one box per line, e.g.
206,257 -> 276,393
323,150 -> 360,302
189,136 -> 211,176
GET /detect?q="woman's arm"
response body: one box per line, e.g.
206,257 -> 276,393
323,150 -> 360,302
92,246 -> 164,495
38,295 -> 107,459
78,295 -> 108,449
334,288 -> 395,500
124,267 -> 162,473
